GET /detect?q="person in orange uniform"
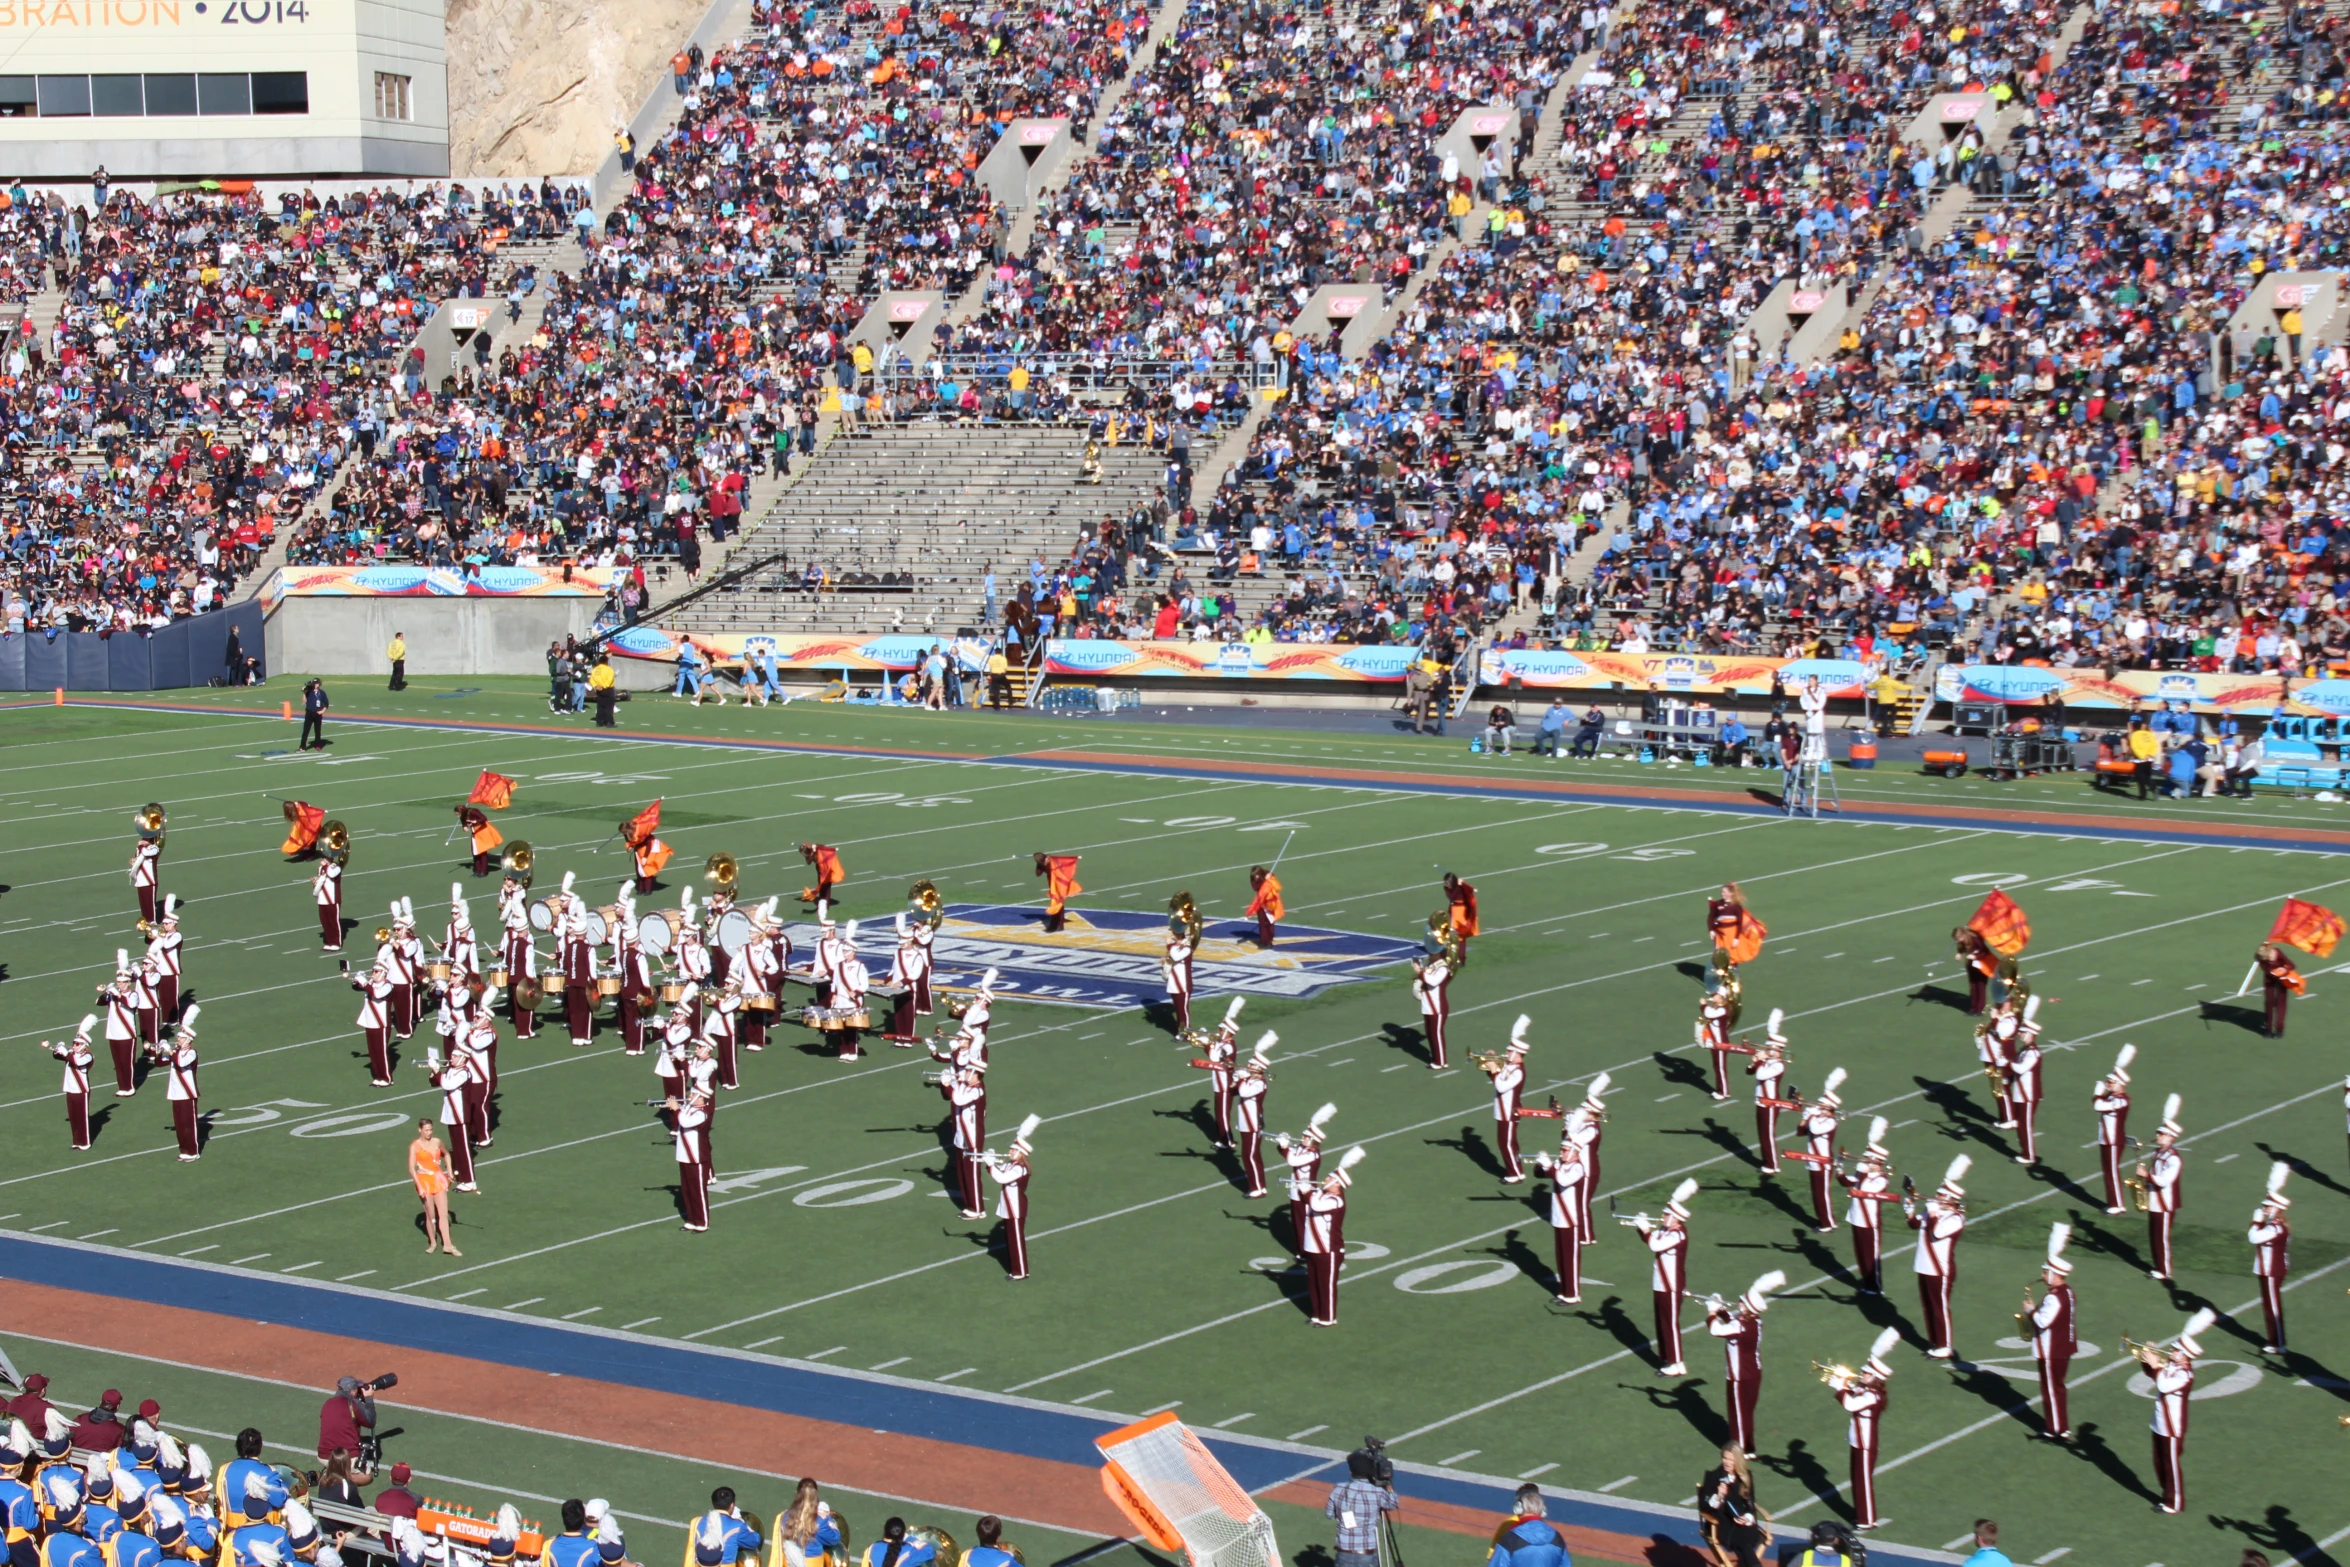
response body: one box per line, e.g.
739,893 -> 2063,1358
800,842 -> 845,905
1034,852 -> 1081,933
409,1117 -> 459,1255
1247,865 -> 1284,947
2256,941 -> 2303,1037
1443,871 -> 1478,957
454,806 -> 503,878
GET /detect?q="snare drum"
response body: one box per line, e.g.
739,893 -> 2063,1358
839,1008 -> 871,1029
744,993 -> 780,1012
597,976 -> 623,997
425,961 -> 454,984
799,1005 -> 832,1030
488,966 -> 510,989
659,982 -> 686,1004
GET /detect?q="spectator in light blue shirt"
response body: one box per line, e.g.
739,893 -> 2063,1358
1486,1488 -> 1569,1567
1958,1520 -> 2014,1567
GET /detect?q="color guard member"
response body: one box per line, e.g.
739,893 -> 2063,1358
312,852 -> 344,953
1953,925 -> 1996,1014
47,1016 -> 97,1151
1905,1155 -> 1969,1358
798,842 -> 844,906
2095,1046 -> 2134,1213
2139,1095 -> 2183,1281
1827,1330 -> 1899,1532
1796,1069 -> 1845,1232
1244,864 -> 1282,948
2138,1308 -> 2213,1515
1442,870 -> 1478,957
1300,1147 -> 1365,1326
1704,1271 -> 1781,1460
161,1007 -> 202,1162
2023,1222 -> 2076,1439
1485,1017 -> 1531,1182
2257,941 -> 2302,1037
1233,1032 -> 1274,1198
1033,852 -> 1080,933
1635,1179 -> 1700,1375
983,1115 -> 1038,1280
2250,1162 -> 2292,1353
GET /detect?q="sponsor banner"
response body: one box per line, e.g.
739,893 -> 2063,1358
1940,665 -> 2320,714
267,565 -> 613,607
606,627 -> 989,672
1041,640 -> 1421,681
1477,649 -> 1871,697
776,903 -> 1423,1010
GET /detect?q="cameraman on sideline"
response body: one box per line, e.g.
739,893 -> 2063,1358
317,1376 -> 380,1461
1326,1447 -> 1398,1567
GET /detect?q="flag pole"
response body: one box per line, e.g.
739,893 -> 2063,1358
2235,962 -> 2260,999
1266,830 -> 1297,875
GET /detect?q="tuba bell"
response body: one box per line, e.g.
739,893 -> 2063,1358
1424,910 -> 1466,969
904,1525 -> 958,1567
135,802 -> 167,845
320,820 -> 352,866
706,852 -> 741,896
502,841 -> 535,886
373,926 -> 393,945
1168,889 -> 1203,944
911,878 -> 946,929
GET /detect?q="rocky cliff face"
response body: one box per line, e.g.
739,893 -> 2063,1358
445,0 -> 712,177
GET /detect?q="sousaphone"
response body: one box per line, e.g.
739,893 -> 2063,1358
320,820 -> 352,866
502,841 -> 535,887
135,802 -> 167,846
705,852 -> 741,897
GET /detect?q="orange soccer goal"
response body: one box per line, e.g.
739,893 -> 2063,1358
1095,1412 -> 1280,1567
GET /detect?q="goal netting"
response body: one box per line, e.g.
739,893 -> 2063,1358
1095,1413 -> 1280,1567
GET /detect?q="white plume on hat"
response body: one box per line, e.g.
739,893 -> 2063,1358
451,881 -> 465,908
6,1419 -> 31,1457
1252,1030 -> 1277,1062
1012,1113 -> 1041,1152
816,899 -> 833,926
2179,1306 -> 2216,1356
979,967 -> 999,994
2023,993 -> 2041,1027
680,886 -> 696,914
1335,1145 -> 1367,1184
248,1539 -> 284,1567
679,982 -> 700,1006
492,1504 -> 522,1540
117,947 -> 130,974
1223,995 -> 1245,1024
115,1468 -> 145,1506
284,1499 -> 319,1545
1767,1007 -> 1785,1040
183,1442 -> 210,1480
177,1004 -> 200,1036
1307,1101 -> 1338,1135
163,894 -> 178,920
893,911 -> 907,936
42,1410 -> 71,1443
76,1013 -> 98,1039
154,1433 -> 183,1472
843,919 -> 859,946
1865,1115 -> 1890,1153
2161,1093 -> 2183,1134
617,884 -> 636,909
1866,1326 -> 1901,1371
2046,1221 -> 2073,1275
2113,1043 -> 2136,1081
1744,1269 -> 1786,1312
1585,1070 -> 1611,1101
1819,1066 -> 1846,1103
696,1515 -> 728,1549
2267,1160 -> 2293,1207
1665,1176 -> 1700,1217
1940,1154 -> 1972,1192
1508,1014 -> 1531,1052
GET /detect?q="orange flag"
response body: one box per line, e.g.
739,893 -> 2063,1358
621,800 -> 663,848
1726,908 -> 1767,965
1038,853 -> 1082,909
280,800 -> 325,857
467,771 -> 517,810
1966,889 -> 2031,957
1247,871 -> 1285,922
2269,898 -> 2345,958
635,837 -> 674,879
812,844 -> 844,884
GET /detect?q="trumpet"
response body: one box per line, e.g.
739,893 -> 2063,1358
373,926 -> 393,945
1812,1360 -> 1858,1386
1470,1049 -> 1504,1074
2121,1335 -> 2166,1366
1614,1211 -> 1655,1228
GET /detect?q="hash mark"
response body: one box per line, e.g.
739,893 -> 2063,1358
1597,1476 -> 1637,1493
1211,1413 -> 1256,1428
747,1335 -> 786,1349
446,1288 -> 487,1300
506,1298 -> 545,1311
1069,1389 -> 1115,1405
869,1357 -> 911,1370
80,1229 -> 118,1240
1382,1064 -> 1409,1073
935,1368 -> 978,1382
1287,1425 -> 1328,1440
280,1261 -> 322,1273
2034,1552 -> 2073,1564
804,1346 -> 848,1360
179,1244 -> 218,1256
563,1306 -> 603,1320
230,1253 -> 271,1265
1439,1450 -> 1480,1466
27,1221 -> 68,1233
338,1270 -> 376,1282
1517,1463 -> 1558,1479
622,1317 -> 662,1330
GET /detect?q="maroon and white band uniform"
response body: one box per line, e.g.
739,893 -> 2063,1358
1536,1147 -> 1586,1302
1842,1163 -> 1891,1293
1708,1305 -> 1764,1458
50,1028 -> 94,1150
561,906 -> 596,1046
436,1058 -> 477,1191
2030,1277 -> 2076,1438
134,956 -> 165,1048
2151,1355 -> 2193,1513
1800,1102 -> 1840,1232
655,1009 -> 692,1111
1981,1012 -> 2019,1127
1234,1068 -> 1269,1197
1908,1196 -> 1965,1357
395,921 -> 426,1038
1413,952 -> 1452,1068
687,1048 -> 721,1164
2251,1203 -> 2291,1352
455,1034 -> 493,1152
676,927 -> 712,1032
1699,996 -> 1732,1100
1491,1053 -> 1527,1181
380,929 -> 414,1040
1840,1374 -> 1888,1528
987,1150 -> 1031,1279
103,974 -> 140,1095
1280,1134 -> 1323,1252
443,909 -> 480,992
501,892 -> 540,1040
740,927 -> 779,1052
131,837 -> 161,924
833,955 -> 870,1059
2095,1078 -> 2131,1214
705,984 -> 744,1089
2008,1038 -> 2044,1164
1748,1050 -> 1786,1173
1204,1026 -> 1237,1148
702,895 -> 735,987
353,965 -> 395,1084
1162,927 -> 1194,1035
809,917 -> 842,1005
1642,1220 -> 1690,1371
2145,1143 -> 2182,1280
1301,1180 -> 1346,1325
949,1071 -> 988,1218
616,919 -> 654,1053
463,1017 -> 500,1139
314,859 -> 344,951
1566,1112 -> 1600,1233
763,920 -> 796,1025
148,920 -> 183,1024
164,1025 -> 201,1160
674,1095 -> 712,1231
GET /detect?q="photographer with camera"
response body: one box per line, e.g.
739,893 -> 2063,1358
1325,1441 -> 1398,1567
315,1377 -> 393,1464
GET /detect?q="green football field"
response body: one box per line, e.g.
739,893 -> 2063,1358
5,679 -> 2350,1567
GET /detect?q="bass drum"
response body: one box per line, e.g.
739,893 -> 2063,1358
638,916 -> 674,959
716,908 -> 755,957
585,910 -> 611,946
528,898 -> 557,933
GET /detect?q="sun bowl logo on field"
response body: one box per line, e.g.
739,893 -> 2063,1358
780,904 -> 1423,1009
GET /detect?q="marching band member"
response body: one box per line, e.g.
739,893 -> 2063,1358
1796,1069 -> 1845,1232
1697,989 -> 1733,1102
463,1009 -> 500,1138
668,1087 -> 714,1232
1198,996 -> 1242,1148
884,911 -> 927,1046
380,905 -> 416,1041
500,879 -> 539,1040
2256,941 -> 2302,1037
428,1047 -> 477,1193
147,899 -> 183,1025
1576,1073 -> 1609,1204
1747,1016 -> 1789,1174
1244,864 -> 1283,948
1634,1179 -> 1700,1375
702,883 -> 736,989
1033,852 -> 1081,933
312,851 -> 343,953
763,899 -> 797,1014
102,954 -> 140,1097
2250,1162 -> 2292,1353
2007,998 -> 2045,1164
947,1065 -> 989,1218
1704,1271 -> 1782,1460
2023,1222 -> 2076,1440
1484,1017 -> 1532,1182
833,923 -> 870,1060
161,1007 -> 202,1162
1275,1103 -> 1336,1254
1827,1330 -> 1899,1532
1530,1132 -> 1587,1303
131,828 -> 163,928
452,1024 -> 492,1155
808,902 -> 840,1005
614,891 -> 653,1054
2095,1046 -> 2134,1214
740,901 -> 780,1053
1905,1155 -> 1969,1358
952,968 -> 997,1069
674,891 -> 712,1030
798,842 -> 845,906
1412,921 -> 1454,1069
2139,1095 -> 2184,1281
1953,924 -> 1997,1015
983,1115 -> 1039,1280
1977,998 -> 2020,1129
46,1016 -> 97,1151
2138,1308 -> 2214,1515
352,960 -> 395,1086
1564,1100 -> 1602,1236
654,990 -> 697,1114
1233,1033 -> 1275,1198
1300,1147 -> 1365,1326
1162,893 -> 1197,1034
1442,870 -> 1478,958
132,953 -> 163,1051
560,878 -> 597,1048
394,901 -> 426,1039
443,886 -> 480,990
704,975 -> 745,1090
